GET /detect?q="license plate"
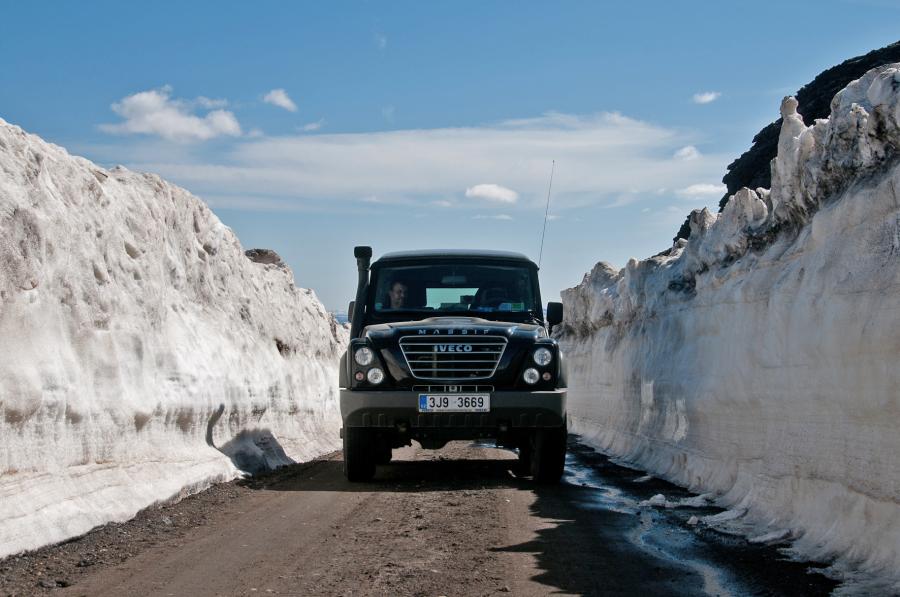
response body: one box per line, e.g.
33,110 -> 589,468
418,394 -> 490,413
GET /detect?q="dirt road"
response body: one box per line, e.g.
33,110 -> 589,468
1,439 -> 838,596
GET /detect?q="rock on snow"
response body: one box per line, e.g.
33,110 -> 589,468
558,64 -> 900,588
0,118 -> 347,558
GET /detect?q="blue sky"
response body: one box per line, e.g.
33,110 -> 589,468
2,1 -> 898,310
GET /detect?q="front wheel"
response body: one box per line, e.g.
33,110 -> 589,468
343,428 -> 376,481
515,438 -> 533,476
531,427 -> 567,483
375,436 -> 393,465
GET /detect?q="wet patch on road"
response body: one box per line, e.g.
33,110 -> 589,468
553,438 -> 840,596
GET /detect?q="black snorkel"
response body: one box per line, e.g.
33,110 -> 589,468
349,245 -> 372,339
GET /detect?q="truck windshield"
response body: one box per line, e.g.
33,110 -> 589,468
372,263 -> 539,315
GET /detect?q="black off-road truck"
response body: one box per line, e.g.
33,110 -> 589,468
339,247 -> 567,482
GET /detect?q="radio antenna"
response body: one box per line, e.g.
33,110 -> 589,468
538,160 -> 555,267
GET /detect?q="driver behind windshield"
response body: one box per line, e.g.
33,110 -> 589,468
388,281 -> 408,309
374,264 -> 536,314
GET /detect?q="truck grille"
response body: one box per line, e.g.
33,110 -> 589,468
412,385 -> 494,393
399,335 -> 507,380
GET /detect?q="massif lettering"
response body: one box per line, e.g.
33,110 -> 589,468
417,328 -> 492,335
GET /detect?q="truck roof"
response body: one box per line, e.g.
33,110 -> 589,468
374,249 -> 536,266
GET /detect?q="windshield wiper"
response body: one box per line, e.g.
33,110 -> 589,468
524,310 -> 544,325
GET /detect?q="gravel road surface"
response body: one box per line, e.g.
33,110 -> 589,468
0,438 -> 838,596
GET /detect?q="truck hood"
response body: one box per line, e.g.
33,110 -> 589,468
363,316 -> 545,341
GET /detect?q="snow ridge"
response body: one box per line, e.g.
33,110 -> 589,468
558,64 -> 900,590
0,118 -> 347,558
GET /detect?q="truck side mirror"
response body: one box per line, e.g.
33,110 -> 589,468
546,302 -> 563,331
348,301 -> 355,320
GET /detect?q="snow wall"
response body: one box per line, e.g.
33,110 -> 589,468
558,64 -> 900,587
0,118 -> 347,558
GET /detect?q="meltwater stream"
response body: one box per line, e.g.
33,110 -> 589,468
559,438 -> 839,596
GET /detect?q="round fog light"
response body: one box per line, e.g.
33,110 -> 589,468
367,367 -> 385,384
533,347 -> 553,366
542,372 -> 552,381
354,347 -> 374,366
354,371 -> 365,381
523,368 -> 540,385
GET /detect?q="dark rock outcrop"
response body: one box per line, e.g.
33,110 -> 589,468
718,40 -> 900,211
245,248 -> 285,267
673,214 -> 693,244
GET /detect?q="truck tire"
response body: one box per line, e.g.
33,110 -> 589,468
375,436 -> 393,465
516,439 -> 533,476
531,427 -> 567,483
343,428 -> 376,481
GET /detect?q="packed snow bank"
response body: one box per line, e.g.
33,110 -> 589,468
558,64 -> 900,588
0,118 -> 347,558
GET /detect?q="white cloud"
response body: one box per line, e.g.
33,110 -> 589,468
676,183 -> 727,198
473,214 -> 513,220
203,195 -> 319,212
263,88 -> 298,112
300,119 -> 325,132
100,86 -> 241,142
195,96 -> 228,109
102,110 -> 730,212
432,200 -> 453,208
673,145 -> 701,160
692,91 -> 721,105
465,183 -> 519,203
600,193 -> 643,209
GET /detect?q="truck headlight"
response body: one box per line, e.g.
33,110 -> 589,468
354,347 -> 374,366
523,368 -> 540,385
367,367 -> 385,384
533,348 -> 553,367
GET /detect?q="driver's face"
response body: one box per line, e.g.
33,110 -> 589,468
389,282 -> 408,308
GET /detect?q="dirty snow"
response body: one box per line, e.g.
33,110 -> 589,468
639,493 -> 714,509
559,64 -> 900,590
0,118 -> 347,558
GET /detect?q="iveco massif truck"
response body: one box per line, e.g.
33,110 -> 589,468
339,247 -> 567,482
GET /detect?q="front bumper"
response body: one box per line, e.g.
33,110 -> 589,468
340,388 -> 566,430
